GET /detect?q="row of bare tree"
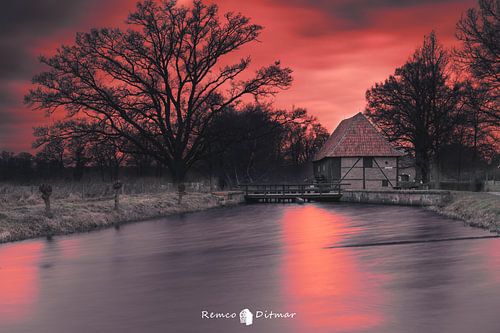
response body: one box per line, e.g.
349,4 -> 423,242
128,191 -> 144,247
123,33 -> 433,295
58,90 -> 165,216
25,0 -> 295,184
365,0 -> 499,183
0,104 -> 327,184
20,0 -> 330,185
19,0 -> 499,185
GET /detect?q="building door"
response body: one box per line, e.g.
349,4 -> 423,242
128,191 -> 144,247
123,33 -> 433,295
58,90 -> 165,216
329,158 -> 341,181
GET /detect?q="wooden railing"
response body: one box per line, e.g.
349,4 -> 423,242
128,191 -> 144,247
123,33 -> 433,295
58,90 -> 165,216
239,183 -> 344,196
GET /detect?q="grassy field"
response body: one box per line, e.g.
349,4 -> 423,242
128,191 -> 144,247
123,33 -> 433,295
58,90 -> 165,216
0,179 -> 213,205
430,191 -> 500,231
1,181 -> 498,244
0,181 -> 229,244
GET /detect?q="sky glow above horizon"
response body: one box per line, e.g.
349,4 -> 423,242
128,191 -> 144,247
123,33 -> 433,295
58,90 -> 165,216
0,0 -> 476,152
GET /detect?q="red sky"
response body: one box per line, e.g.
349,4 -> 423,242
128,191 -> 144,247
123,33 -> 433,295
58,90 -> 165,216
0,0 -> 477,152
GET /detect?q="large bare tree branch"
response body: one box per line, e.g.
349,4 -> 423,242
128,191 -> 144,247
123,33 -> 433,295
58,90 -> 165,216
26,0 -> 293,182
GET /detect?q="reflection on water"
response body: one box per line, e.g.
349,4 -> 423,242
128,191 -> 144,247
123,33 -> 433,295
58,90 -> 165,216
282,206 -> 383,332
0,203 -> 499,333
0,242 -> 42,324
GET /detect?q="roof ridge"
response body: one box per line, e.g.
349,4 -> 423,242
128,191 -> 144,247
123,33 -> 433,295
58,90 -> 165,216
315,117 -> 348,159
330,114 -> 356,156
313,112 -> 404,161
361,114 -> 400,154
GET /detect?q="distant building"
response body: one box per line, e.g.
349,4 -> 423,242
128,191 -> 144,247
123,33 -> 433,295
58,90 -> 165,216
313,112 -> 406,189
397,155 -> 417,184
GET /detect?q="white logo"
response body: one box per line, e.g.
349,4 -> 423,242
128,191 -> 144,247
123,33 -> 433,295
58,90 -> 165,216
201,308 -> 296,324
239,308 -> 254,326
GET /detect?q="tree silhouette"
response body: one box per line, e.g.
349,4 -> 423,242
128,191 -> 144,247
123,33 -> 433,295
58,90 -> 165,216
365,32 -> 460,183
460,82 -> 498,151
455,0 -> 499,124
204,105 -> 325,185
280,109 -> 329,166
26,0 -> 292,183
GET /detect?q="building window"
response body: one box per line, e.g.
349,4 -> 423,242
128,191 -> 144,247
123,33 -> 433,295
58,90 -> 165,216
382,180 -> 389,187
400,174 -> 410,182
363,157 -> 373,168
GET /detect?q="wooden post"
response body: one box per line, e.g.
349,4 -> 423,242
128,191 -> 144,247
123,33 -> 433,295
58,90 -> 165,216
177,183 -> 186,204
39,184 -> 53,217
363,161 -> 366,189
113,181 -> 123,211
396,156 -> 400,187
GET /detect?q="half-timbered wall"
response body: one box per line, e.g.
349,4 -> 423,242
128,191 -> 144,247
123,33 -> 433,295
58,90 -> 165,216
315,156 -> 399,189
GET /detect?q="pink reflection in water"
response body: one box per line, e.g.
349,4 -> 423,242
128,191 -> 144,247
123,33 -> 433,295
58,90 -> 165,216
0,242 -> 42,324
281,205 -> 385,332
484,238 -> 500,283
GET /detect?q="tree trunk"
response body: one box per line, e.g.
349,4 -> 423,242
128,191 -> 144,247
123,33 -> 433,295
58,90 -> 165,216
170,159 -> 188,204
113,181 -> 123,211
42,195 -> 51,215
177,183 -> 186,204
415,148 -> 430,184
170,159 -> 188,185
39,184 -> 53,218
114,191 -> 120,211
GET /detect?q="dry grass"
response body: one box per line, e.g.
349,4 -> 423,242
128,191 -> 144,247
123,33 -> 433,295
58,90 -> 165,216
0,191 -> 226,244
0,180 -> 214,210
429,191 -> 500,231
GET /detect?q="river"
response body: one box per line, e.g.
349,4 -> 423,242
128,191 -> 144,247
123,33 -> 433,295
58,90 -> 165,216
1,203 -> 499,333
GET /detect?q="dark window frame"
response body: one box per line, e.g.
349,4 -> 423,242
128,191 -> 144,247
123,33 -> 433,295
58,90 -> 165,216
363,157 -> 373,168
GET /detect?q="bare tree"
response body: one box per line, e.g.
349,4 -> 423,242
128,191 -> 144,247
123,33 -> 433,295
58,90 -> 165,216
456,0 -> 499,123
281,109 -> 329,165
204,105 -> 326,184
89,139 -> 128,180
39,184 -> 53,217
456,81 -> 499,162
26,0 -> 292,183
34,120 -> 90,180
365,32 -> 460,183
33,134 -> 65,174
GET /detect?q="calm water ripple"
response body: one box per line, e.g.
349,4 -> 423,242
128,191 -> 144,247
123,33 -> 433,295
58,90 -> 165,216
0,203 -> 499,333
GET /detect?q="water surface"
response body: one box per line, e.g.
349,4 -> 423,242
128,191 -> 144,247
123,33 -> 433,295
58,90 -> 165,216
1,203 -> 499,333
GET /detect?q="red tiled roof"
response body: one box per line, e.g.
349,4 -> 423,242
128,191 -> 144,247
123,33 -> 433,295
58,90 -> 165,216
314,112 -> 404,161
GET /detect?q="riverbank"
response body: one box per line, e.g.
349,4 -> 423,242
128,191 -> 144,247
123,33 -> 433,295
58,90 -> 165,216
429,191 -> 500,232
340,189 -> 450,206
0,192 -> 239,244
338,189 -> 499,231
1,187 -> 497,244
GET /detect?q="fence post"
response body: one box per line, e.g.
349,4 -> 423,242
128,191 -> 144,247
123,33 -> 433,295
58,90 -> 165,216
39,184 -> 53,218
178,183 -> 186,204
113,181 -> 123,211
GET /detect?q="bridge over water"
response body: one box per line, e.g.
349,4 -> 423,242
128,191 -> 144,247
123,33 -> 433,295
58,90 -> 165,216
240,183 -> 343,203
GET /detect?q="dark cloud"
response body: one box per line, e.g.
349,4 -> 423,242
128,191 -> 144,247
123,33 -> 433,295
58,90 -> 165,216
0,0 -> 126,150
0,107 -> 16,125
1,0 -> 102,37
0,41 -> 38,80
270,0 -> 467,31
0,107 -> 25,151
0,0 -> 112,81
